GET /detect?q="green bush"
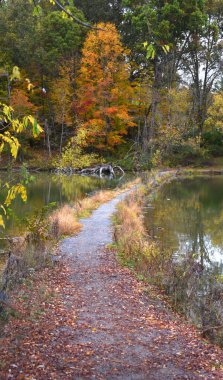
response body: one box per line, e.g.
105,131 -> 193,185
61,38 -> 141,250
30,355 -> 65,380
202,130 -> 223,156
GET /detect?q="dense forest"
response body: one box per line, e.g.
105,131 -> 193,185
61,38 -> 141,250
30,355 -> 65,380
1,0 -> 223,171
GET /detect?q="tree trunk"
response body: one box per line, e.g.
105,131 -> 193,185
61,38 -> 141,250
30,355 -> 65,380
60,116 -> 64,155
45,119 -> 51,158
148,60 -> 161,156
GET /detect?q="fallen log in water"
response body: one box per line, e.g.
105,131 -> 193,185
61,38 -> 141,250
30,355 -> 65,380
54,164 -> 125,177
80,164 -> 124,177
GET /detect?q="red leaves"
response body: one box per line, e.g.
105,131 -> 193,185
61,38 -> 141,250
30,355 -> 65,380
76,22 -> 135,150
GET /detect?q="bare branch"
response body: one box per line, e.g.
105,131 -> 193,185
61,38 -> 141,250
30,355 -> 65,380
52,0 -> 96,29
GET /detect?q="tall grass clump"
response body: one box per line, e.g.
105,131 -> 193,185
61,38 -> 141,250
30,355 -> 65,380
113,195 -> 159,273
49,205 -> 82,237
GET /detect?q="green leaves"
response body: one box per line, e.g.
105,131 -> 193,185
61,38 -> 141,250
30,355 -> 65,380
33,5 -> 43,17
144,42 -> 156,59
143,42 -> 170,60
23,116 -> 43,138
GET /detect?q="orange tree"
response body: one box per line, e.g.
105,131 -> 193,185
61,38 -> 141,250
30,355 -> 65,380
75,22 -> 135,151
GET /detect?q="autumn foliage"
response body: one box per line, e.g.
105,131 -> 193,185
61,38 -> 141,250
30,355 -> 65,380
76,23 -> 135,150
11,89 -> 37,117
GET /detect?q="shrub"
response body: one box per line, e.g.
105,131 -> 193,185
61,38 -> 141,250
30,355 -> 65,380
56,128 -> 101,169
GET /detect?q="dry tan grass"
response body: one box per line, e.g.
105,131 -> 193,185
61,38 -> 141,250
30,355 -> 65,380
113,195 -> 159,271
49,205 -> 82,237
74,179 -> 141,218
114,197 -> 145,254
49,179 -> 141,237
75,190 -> 114,218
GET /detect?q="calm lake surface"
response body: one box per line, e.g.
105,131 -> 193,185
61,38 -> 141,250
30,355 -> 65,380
144,176 -> 223,345
0,171 -> 130,275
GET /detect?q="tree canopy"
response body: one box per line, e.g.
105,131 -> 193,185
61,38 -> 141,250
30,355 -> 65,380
0,0 -> 223,168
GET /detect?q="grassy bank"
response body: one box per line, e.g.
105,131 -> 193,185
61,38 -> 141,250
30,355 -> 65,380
113,170 -> 176,275
113,167 -> 221,280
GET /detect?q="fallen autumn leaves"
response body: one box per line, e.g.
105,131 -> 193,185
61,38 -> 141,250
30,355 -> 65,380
0,261 -> 80,379
0,251 -> 223,379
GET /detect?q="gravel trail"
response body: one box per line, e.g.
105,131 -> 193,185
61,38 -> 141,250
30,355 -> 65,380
60,190 -> 223,380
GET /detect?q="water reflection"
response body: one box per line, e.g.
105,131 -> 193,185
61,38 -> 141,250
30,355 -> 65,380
0,171 -> 131,249
144,176 -> 223,345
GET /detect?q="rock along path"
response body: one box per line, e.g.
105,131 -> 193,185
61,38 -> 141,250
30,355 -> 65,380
60,190 -> 223,380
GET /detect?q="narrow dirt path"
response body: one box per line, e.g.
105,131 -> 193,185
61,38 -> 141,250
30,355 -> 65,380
59,191 -> 223,379
1,189 -> 223,379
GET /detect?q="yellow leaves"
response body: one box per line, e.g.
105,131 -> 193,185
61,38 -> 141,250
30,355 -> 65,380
0,205 -> 6,227
0,184 -> 27,229
0,96 -> 41,229
0,68 -> 41,160
0,102 -> 42,159
61,9 -> 69,19
0,132 -> 20,158
25,78 -> 35,92
11,119 -> 25,133
10,66 -> 21,81
162,44 -> 170,54
4,184 -> 27,207
0,215 -> 5,228
50,63 -> 73,126
1,205 -> 6,216
205,92 -> 223,131
1,103 -> 13,121
72,128 -> 89,148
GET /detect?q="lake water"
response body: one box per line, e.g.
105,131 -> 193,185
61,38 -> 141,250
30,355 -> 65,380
0,171 -> 130,276
144,176 -> 223,345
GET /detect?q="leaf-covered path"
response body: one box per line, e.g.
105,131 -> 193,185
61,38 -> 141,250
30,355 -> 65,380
1,190 -> 223,379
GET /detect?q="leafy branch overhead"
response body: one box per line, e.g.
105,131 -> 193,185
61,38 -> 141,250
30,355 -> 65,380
0,102 -> 42,227
33,0 -> 96,28
0,103 -> 42,158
